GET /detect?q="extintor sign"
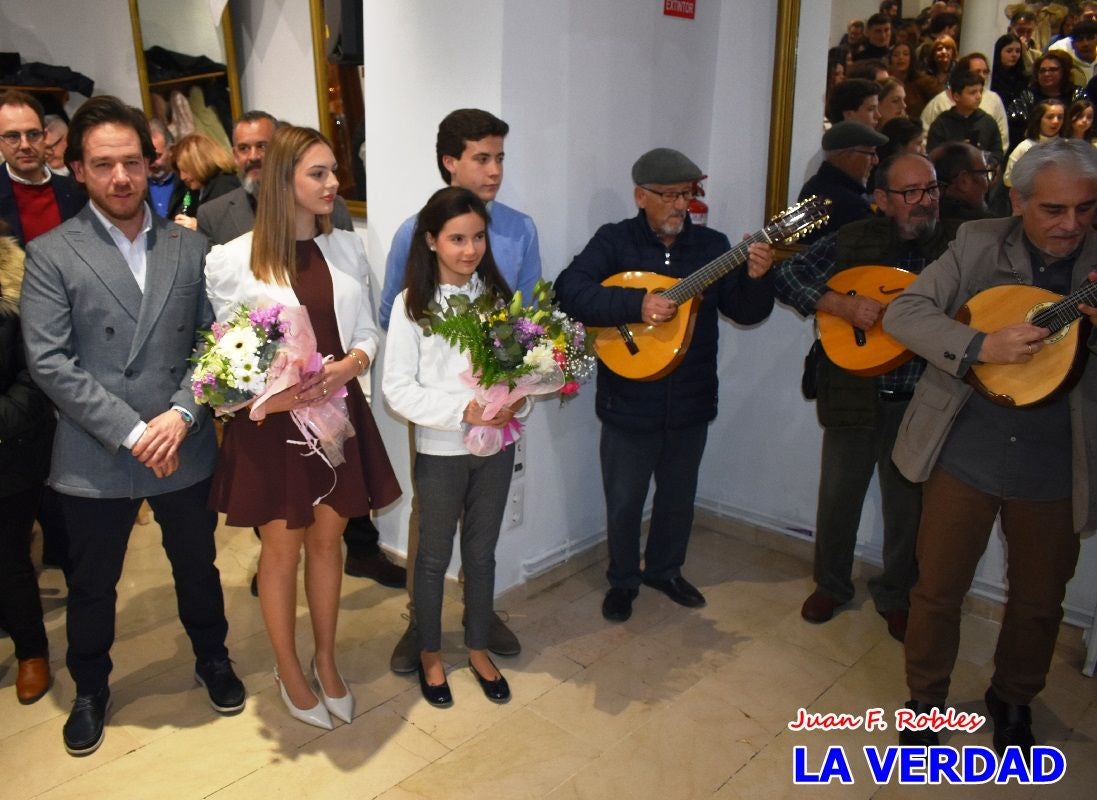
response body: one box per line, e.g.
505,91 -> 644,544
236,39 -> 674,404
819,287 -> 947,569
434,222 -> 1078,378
664,0 -> 696,20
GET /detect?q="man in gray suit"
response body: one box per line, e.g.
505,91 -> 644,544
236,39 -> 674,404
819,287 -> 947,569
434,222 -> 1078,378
21,96 -> 244,757
884,138 -> 1097,756
198,109 -> 404,593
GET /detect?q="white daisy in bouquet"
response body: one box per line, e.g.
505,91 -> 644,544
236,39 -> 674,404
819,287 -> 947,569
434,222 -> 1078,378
192,303 -> 286,413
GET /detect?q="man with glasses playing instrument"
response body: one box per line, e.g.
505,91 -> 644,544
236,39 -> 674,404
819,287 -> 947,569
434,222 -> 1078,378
0,91 -> 84,246
775,153 -> 961,643
556,148 -> 775,623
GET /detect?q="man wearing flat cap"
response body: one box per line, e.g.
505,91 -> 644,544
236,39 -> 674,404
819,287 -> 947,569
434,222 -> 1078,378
555,148 -> 775,622
798,121 -> 889,244
774,152 -> 961,642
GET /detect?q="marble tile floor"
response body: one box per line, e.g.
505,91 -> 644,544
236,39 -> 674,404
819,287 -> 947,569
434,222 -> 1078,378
1,515 -> 1095,799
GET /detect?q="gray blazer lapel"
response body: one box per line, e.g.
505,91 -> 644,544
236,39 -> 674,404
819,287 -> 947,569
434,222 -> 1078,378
64,211 -> 143,322
228,194 -> 255,241
1072,231 -> 1097,289
1001,221 -> 1034,284
128,223 -> 180,363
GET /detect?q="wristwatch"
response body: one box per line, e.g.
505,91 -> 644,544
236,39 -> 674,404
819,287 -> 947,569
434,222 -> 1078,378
172,406 -> 195,429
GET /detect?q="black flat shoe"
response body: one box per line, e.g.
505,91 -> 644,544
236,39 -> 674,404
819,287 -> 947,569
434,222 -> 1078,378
417,662 -> 453,707
469,659 -> 511,703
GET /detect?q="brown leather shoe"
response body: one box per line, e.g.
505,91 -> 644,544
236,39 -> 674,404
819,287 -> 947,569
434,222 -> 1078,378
16,657 -> 52,704
800,591 -> 838,623
879,608 -> 908,643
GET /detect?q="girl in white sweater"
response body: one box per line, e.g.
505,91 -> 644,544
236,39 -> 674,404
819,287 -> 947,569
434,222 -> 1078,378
383,187 -> 528,706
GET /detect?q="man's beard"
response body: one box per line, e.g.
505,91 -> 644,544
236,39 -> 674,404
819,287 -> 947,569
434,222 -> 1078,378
896,211 -> 938,240
241,160 -> 262,195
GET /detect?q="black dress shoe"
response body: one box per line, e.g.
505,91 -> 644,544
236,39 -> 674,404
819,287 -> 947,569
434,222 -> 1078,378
417,662 -> 453,707
878,608 -> 909,643
897,699 -> 940,747
195,657 -> 247,714
250,573 -> 259,597
344,550 -> 407,588
469,659 -> 511,703
602,587 -> 638,622
985,687 -> 1035,756
63,687 -> 111,757
642,575 -> 706,608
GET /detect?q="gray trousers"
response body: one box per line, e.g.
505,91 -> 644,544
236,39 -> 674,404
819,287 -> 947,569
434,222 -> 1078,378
413,447 -> 515,652
813,398 -> 921,613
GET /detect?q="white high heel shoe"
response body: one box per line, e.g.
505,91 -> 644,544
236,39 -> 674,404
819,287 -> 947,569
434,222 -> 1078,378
274,667 -> 333,730
312,658 -> 355,724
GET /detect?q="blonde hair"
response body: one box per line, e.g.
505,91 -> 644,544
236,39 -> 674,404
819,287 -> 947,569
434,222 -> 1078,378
250,126 -> 334,286
173,133 -> 235,184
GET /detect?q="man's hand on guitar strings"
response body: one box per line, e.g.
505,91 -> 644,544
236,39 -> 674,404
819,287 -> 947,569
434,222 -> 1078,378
816,290 -> 883,330
979,322 -> 1050,364
1078,270 -> 1097,325
642,292 -> 678,325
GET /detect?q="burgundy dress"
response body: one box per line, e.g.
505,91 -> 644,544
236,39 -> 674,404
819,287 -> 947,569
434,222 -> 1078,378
209,240 -> 401,528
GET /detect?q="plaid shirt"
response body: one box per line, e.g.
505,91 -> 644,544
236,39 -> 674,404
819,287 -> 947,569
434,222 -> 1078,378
774,230 -> 926,394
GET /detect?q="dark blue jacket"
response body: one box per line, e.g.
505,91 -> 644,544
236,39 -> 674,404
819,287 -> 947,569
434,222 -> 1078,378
797,160 -> 875,244
0,168 -> 86,247
555,211 -> 774,432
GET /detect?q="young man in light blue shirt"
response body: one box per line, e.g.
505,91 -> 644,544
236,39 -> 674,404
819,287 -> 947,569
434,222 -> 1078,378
379,108 -> 542,328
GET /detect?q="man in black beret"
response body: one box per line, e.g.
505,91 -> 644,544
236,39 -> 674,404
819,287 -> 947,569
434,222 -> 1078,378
798,121 -> 888,244
555,148 -> 776,622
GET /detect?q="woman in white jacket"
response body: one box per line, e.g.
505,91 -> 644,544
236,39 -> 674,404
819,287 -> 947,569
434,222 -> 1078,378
383,187 -> 528,707
205,127 -> 400,729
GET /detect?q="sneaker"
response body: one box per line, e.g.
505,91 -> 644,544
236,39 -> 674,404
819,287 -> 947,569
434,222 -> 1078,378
390,616 -> 419,674
195,657 -> 247,714
344,550 -> 407,588
63,687 -> 111,757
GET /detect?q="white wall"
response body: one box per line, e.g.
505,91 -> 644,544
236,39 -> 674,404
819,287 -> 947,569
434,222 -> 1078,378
0,0 -> 141,114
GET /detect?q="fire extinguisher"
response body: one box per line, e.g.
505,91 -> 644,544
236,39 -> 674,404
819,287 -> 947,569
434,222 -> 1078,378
688,180 -> 708,226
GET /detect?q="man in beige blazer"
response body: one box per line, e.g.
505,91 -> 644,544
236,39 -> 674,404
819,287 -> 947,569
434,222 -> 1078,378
884,137 -> 1097,757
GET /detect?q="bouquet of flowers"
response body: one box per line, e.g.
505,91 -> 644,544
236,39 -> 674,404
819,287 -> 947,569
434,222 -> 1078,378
420,279 -> 596,456
192,302 -> 356,500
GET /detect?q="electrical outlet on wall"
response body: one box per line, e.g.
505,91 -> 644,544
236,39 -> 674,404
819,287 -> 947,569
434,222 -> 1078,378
512,437 -> 526,480
506,482 -> 525,528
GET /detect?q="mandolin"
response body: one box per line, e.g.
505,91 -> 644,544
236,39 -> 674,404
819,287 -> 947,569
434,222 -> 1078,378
816,265 -> 917,377
958,281 -> 1097,407
592,196 -> 830,380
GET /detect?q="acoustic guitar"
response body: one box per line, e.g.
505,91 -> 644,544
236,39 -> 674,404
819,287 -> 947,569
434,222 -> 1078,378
958,281 -> 1097,407
816,265 -> 917,377
592,196 -> 830,380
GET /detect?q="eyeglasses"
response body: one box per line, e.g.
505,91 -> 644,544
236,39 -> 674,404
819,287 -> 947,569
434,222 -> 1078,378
850,148 -> 880,159
1038,65 -> 1063,74
0,129 -> 44,146
963,168 -> 996,181
883,183 -> 941,204
639,185 -> 694,203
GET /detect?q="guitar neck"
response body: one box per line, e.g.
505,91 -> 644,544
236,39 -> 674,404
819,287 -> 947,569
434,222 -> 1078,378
1032,280 -> 1097,333
662,227 -> 773,304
